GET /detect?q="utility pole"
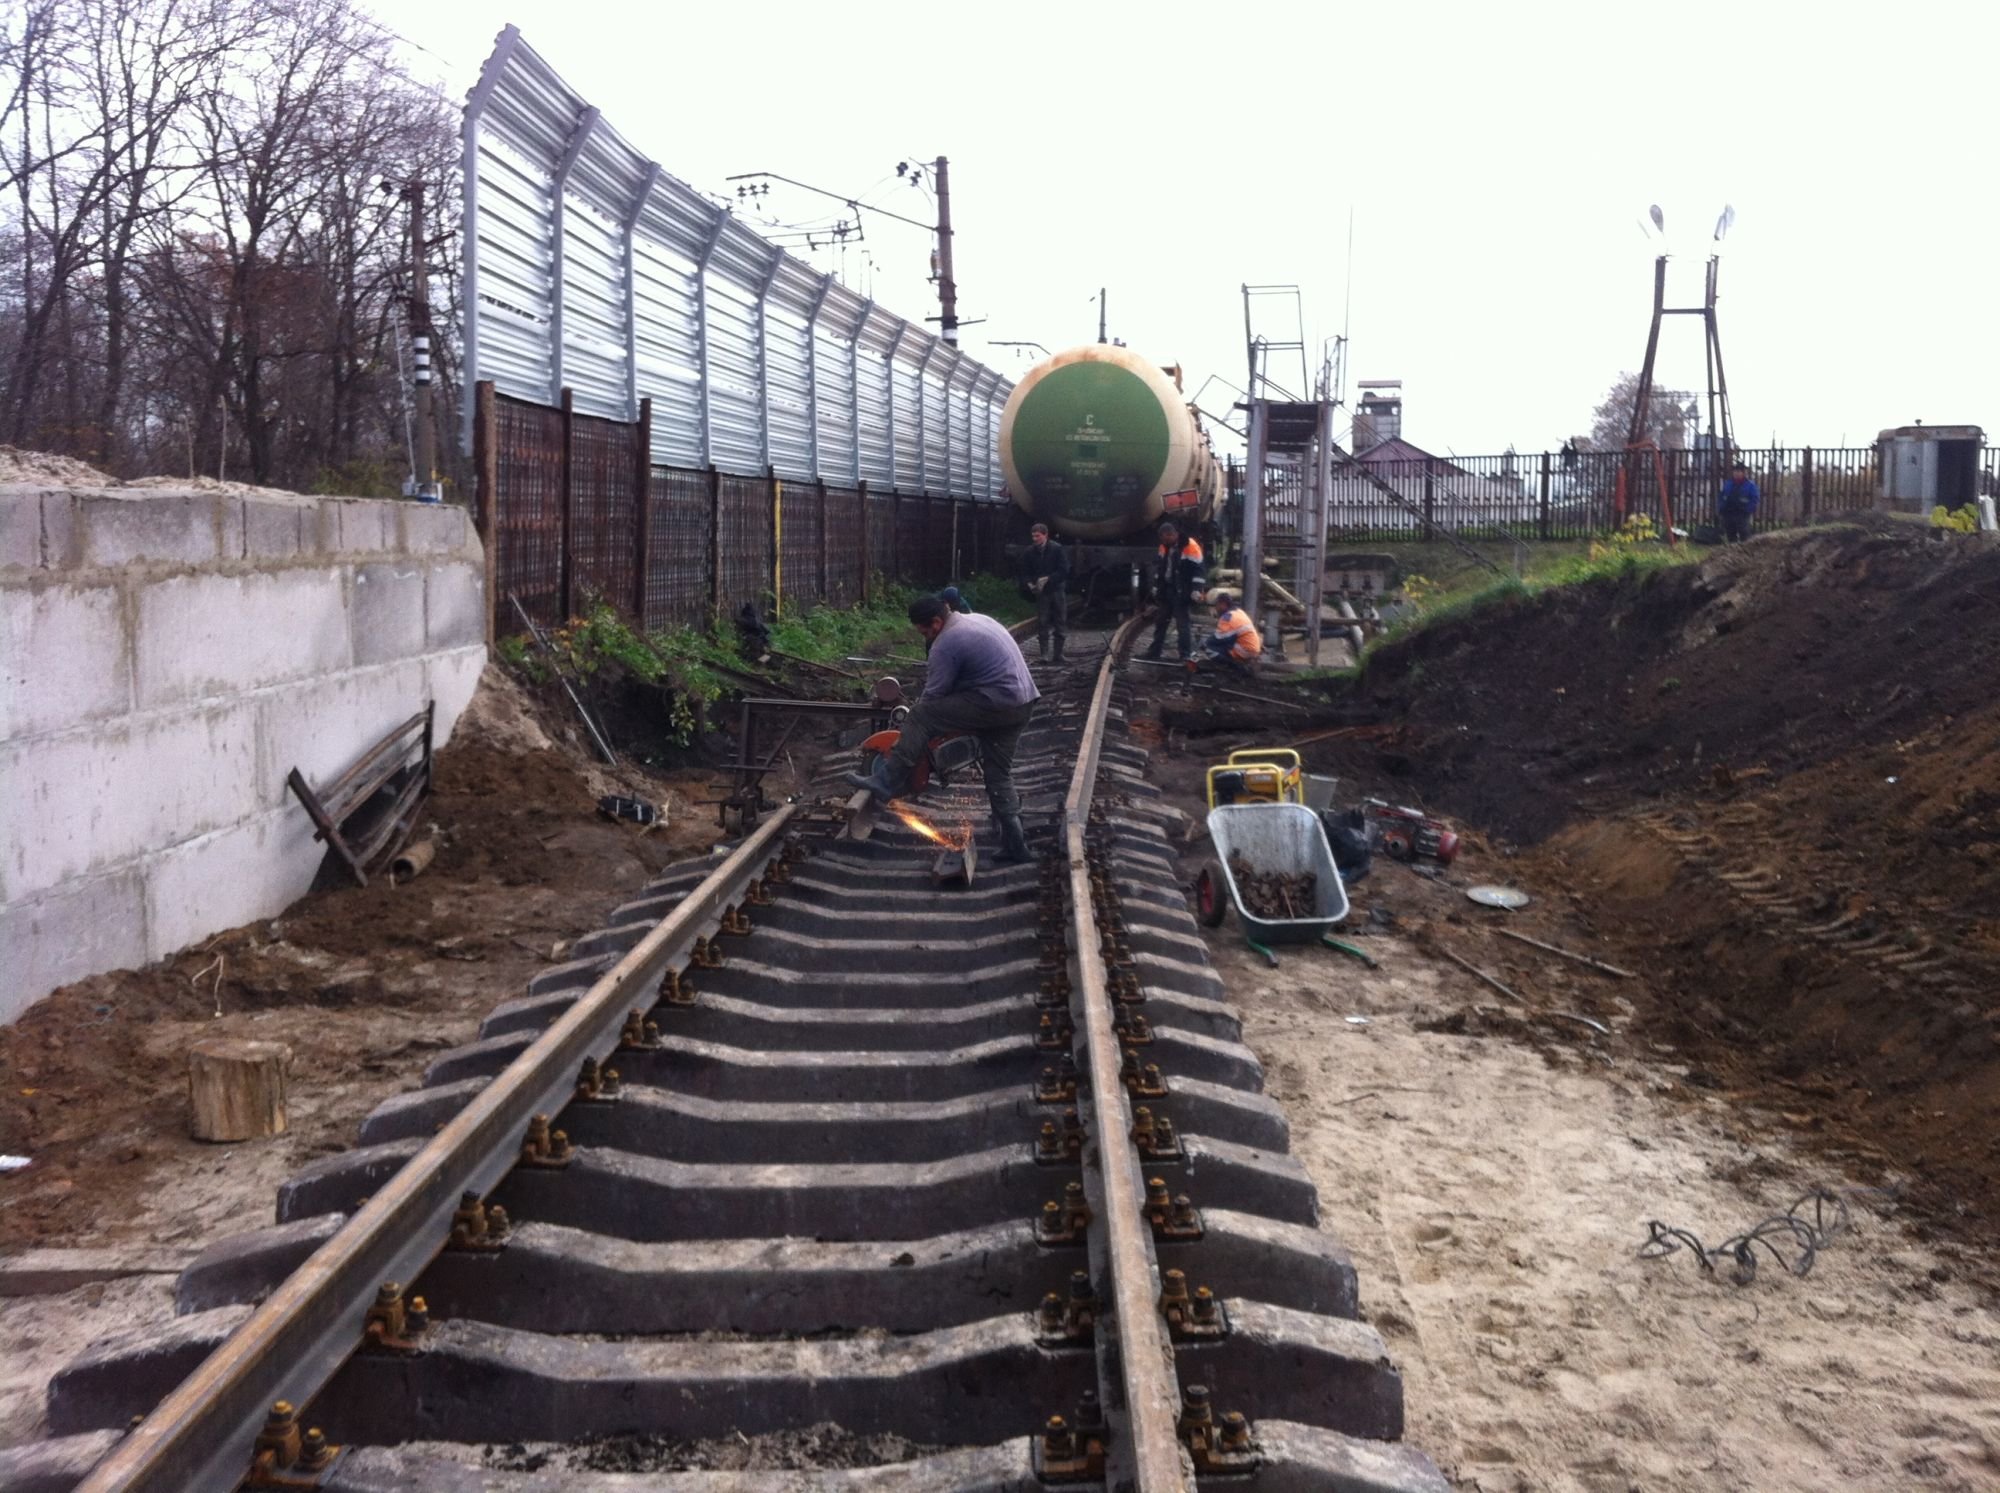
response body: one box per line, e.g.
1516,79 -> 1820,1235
405,180 -> 439,500
1097,287 -> 1107,344
932,155 -> 958,344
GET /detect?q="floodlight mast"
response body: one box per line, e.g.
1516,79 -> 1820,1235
1618,203 -> 1740,528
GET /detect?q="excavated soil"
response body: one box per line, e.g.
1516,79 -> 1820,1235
1309,518 -> 2000,1251
0,668 -> 726,1258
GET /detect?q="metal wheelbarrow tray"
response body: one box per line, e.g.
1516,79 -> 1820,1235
1198,802 -> 1351,944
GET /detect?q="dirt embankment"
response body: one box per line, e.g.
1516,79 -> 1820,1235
1313,520 -> 2000,1249
0,668 -> 724,1252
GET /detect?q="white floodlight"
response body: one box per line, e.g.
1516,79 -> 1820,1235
1714,204 -> 1736,242
1649,204 -> 1665,235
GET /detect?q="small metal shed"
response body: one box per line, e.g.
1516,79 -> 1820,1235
1877,423 -> 1984,509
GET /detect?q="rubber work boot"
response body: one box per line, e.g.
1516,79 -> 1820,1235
1051,640 -> 1065,663
995,814 -> 1033,864
843,761 -> 896,802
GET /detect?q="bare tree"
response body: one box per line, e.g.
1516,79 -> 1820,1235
0,0 -> 455,490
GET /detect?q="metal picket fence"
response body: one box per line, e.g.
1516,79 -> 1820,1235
1324,447 -> 1883,541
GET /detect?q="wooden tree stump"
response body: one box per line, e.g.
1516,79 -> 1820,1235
187,1039 -> 293,1142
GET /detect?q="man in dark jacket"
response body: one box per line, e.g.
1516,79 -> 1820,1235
1018,522 -> 1069,662
845,596 -> 1041,862
1717,461 -> 1760,543
1144,520 -> 1206,661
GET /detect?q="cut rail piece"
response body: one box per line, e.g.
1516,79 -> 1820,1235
72,810 -> 799,1493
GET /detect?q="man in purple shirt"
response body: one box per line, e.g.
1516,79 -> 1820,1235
847,595 -> 1041,862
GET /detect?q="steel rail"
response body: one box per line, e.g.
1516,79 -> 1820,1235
77,808 -> 799,1493
1063,616 -> 1197,1490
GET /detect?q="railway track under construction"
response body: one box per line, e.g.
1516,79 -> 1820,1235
16,623 -> 1445,1493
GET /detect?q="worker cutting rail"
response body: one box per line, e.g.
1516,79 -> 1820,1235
846,594 -> 1040,863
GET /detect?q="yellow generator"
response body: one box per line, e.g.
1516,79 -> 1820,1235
1205,748 -> 1302,810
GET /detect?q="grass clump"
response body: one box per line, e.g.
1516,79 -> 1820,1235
1362,516 -> 1697,670
502,574 -> 1031,744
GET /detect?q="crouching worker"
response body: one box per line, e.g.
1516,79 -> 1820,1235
846,596 -> 1040,862
1201,591 -> 1263,677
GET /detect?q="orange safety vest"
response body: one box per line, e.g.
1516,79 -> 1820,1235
1156,537 -> 1204,563
1215,607 -> 1262,659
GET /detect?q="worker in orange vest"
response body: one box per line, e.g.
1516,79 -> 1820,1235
1143,520 -> 1206,661
1200,591 -> 1263,676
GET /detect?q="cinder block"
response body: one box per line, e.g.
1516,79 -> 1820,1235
144,809 -> 316,962
81,493 -> 241,569
254,657 -> 431,811
428,645 -> 488,745
426,560 -> 488,651
0,493 -> 38,569
134,569 -> 349,709
334,500 -> 397,555
0,870 -> 149,1022
243,499 -> 305,560
0,581 -> 130,739
351,561 -> 426,665
0,703 -> 261,903
40,491 -> 80,568
305,499 -> 340,556
399,503 -> 468,556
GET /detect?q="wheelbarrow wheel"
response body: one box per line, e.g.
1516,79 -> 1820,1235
1194,859 -> 1230,928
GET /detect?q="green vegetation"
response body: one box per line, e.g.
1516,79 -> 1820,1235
1930,504 -> 1981,534
1364,516 -> 1697,664
502,573 -> 1029,745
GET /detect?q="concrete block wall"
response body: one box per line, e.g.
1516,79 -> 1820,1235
0,487 -> 487,1021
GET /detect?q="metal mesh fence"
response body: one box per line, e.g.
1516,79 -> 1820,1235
567,410 -> 636,612
643,467 -> 712,629
824,484 -> 866,608
926,496 -> 955,582
867,489 -> 897,585
494,395 -> 565,627
895,497 -> 928,585
716,474 -> 772,614
778,479 -> 826,613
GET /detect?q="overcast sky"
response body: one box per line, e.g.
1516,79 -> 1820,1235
392,0 -> 1997,457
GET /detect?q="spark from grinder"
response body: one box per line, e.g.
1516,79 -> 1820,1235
889,804 -> 972,852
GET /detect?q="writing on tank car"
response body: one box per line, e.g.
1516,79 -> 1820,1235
999,344 -> 1225,543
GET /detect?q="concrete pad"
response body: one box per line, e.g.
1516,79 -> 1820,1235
0,1246 -> 197,1296
351,561 -> 426,665
135,568 -> 350,708
0,581 -> 131,739
0,870 -> 149,1021
0,704 -> 260,901
80,492 -> 240,569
